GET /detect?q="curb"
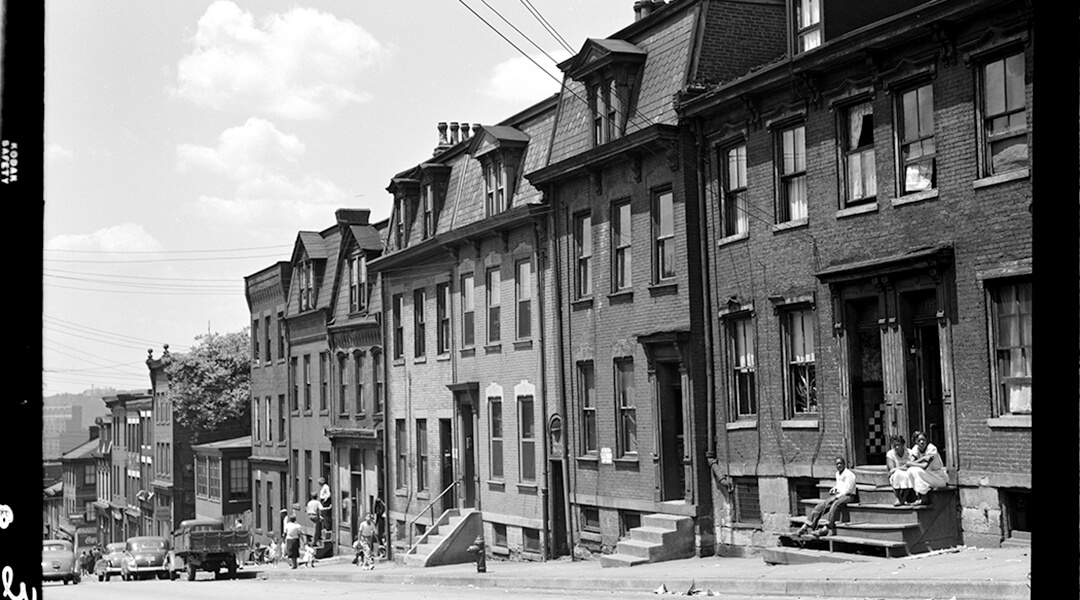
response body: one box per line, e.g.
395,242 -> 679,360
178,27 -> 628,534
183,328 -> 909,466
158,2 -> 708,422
257,568 -> 1030,600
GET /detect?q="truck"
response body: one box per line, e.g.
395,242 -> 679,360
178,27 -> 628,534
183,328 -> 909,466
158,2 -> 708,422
172,518 -> 251,581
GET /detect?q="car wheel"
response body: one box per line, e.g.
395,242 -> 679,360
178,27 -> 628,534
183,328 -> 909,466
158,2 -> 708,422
187,563 -> 197,581
63,580 -> 69,585
104,574 -> 110,582
98,574 -> 104,582
169,569 -> 177,581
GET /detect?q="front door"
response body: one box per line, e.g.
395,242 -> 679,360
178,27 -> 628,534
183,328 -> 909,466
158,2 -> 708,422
901,290 -> 946,462
847,297 -> 885,466
439,419 -> 456,512
457,403 -> 477,509
656,362 -> 686,500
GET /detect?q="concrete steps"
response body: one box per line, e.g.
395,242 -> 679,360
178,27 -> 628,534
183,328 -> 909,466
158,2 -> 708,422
600,514 -> 694,568
399,509 -> 482,568
1001,531 -> 1031,549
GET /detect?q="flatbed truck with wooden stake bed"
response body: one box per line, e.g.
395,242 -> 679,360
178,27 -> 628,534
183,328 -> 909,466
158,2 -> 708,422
172,518 -> 251,580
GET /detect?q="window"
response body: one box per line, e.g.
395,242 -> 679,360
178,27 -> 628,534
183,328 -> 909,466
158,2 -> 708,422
394,198 -> 407,249
277,312 -> 285,359
988,280 -> 1031,415
981,52 -> 1028,175
349,255 -> 368,313
722,144 -> 748,237
842,102 -> 876,206
252,319 -> 260,362
373,352 -> 384,414
422,185 -> 434,239
416,419 -> 428,492
414,289 -> 427,358
303,355 -> 312,411
592,78 -> 623,146
264,315 -> 271,362
229,459 -> 249,499
254,395 -> 261,442
652,190 -> 675,282
897,84 -> 936,194
516,260 -> 532,339
612,200 -> 632,290
354,352 -> 365,415
523,528 -> 541,553
778,125 -> 807,222
83,465 -> 96,486
209,457 -> 221,500
290,358 -> 299,411
265,481 -> 273,532
461,274 -> 475,347
484,155 -> 506,216
266,396 -> 273,443
319,352 -> 329,412
733,477 -> 762,524
729,316 -> 757,418
338,354 -> 349,415
305,450 -> 312,500
492,523 -> 508,547
395,419 -> 406,489
575,212 -> 592,298
437,282 -> 451,354
393,294 -> 404,359
579,362 -> 597,454
794,0 -> 820,53
292,450 -> 299,503
487,268 -> 501,343
196,456 -> 208,497
299,260 -> 316,311
519,395 -> 536,482
615,359 -> 637,456
783,308 -> 817,415
489,395 -> 504,479
581,507 -> 600,532
278,395 -> 286,441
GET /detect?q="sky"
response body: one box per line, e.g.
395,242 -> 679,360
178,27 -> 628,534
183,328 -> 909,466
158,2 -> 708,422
43,0 -> 639,396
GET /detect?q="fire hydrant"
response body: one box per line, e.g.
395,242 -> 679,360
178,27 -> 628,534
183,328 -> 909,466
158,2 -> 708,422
466,535 -> 486,573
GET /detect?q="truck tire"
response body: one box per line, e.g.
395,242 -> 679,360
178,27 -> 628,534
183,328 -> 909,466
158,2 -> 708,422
187,562 -> 197,581
228,560 -> 237,579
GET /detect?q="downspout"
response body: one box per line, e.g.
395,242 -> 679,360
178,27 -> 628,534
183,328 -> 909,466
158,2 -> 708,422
534,218 -> 550,562
557,198 -> 579,560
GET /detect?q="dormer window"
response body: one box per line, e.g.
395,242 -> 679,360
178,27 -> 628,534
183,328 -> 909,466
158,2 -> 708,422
348,254 -> 368,313
422,185 -> 434,239
299,260 -> 316,311
387,178 -> 419,251
561,38 -> 645,149
795,0 -> 821,53
394,198 -> 407,249
483,155 -> 506,216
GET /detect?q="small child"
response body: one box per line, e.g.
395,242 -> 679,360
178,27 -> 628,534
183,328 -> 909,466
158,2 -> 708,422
299,543 -> 317,568
265,538 -> 279,567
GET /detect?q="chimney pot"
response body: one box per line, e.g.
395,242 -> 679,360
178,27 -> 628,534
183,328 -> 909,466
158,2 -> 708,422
449,122 -> 460,144
460,123 -> 470,140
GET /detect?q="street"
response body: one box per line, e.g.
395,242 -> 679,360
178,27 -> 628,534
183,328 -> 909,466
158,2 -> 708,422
40,577 -> 868,600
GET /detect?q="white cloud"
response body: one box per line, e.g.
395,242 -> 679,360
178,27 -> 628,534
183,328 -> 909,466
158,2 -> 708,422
177,118 -> 349,228
46,223 -> 165,253
171,1 -> 390,119
483,49 -> 570,104
45,143 -> 73,161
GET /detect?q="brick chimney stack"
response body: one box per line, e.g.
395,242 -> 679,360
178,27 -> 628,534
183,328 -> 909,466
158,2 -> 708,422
460,123 -> 471,141
634,0 -> 665,21
449,122 -> 460,144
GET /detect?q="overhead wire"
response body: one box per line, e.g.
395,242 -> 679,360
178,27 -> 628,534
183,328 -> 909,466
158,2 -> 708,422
518,0 -> 574,53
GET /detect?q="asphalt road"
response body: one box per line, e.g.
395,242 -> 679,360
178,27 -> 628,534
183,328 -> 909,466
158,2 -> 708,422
40,577 -> 871,600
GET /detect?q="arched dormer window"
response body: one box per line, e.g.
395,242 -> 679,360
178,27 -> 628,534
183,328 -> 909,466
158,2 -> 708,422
560,38 -> 646,148
468,126 -> 529,218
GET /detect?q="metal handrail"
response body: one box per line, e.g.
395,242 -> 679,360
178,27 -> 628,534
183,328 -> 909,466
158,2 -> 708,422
405,479 -> 458,550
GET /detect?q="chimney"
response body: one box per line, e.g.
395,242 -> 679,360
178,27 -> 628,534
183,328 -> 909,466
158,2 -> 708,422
336,208 -> 371,225
634,0 -> 665,21
449,122 -> 460,144
89,424 -> 100,441
460,123 -> 471,140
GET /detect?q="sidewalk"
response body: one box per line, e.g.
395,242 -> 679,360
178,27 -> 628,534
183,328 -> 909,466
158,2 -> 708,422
254,544 -> 1031,600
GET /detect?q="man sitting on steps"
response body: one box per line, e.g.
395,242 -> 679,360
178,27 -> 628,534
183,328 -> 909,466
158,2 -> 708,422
796,456 -> 858,538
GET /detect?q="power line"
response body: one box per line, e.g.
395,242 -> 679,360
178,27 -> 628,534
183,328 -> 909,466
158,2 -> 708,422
44,281 -> 246,296
44,243 -> 293,255
45,315 -> 191,351
479,0 -> 564,64
518,0 -> 573,53
44,272 -> 241,292
44,267 -> 243,283
43,252 -> 287,264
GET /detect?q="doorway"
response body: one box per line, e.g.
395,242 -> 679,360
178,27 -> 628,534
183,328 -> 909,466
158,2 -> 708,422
457,404 -> 477,509
549,459 -> 568,557
847,297 -> 885,466
656,362 -> 686,501
439,419 -> 456,512
901,290 -> 945,462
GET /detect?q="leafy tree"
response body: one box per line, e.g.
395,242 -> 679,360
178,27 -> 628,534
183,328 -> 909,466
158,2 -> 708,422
166,329 -> 251,436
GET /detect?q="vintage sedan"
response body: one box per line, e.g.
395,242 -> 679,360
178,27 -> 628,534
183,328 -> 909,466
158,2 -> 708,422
94,542 -> 128,581
41,539 -> 80,585
121,536 -> 176,580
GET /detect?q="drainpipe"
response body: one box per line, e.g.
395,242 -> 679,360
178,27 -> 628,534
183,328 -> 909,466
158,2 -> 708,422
535,218 -> 550,562
555,198 -> 578,560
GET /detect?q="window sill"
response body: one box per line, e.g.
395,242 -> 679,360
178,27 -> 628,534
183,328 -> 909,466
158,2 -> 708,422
781,419 -> 819,429
580,531 -> 602,543
460,347 -> 476,358
648,281 -> 678,293
416,492 -> 430,501
608,289 -> 633,301
718,232 -> 749,247
513,340 -> 534,351
973,168 -> 1029,190
893,189 -> 938,206
986,415 -> 1031,429
413,357 -> 427,365
571,297 -> 595,309
394,489 -> 408,498
484,344 -> 502,355
576,455 -> 600,463
436,354 -> 451,362
772,217 -> 808,233
487,480 -> 505,489
729,522 -> 763,530
613,456 -> 640,466
835,202 -> 878,219
393,358 -> 405,367
727,420 -> 757,431
517,482 -> 539,492
491,545 -> 511,557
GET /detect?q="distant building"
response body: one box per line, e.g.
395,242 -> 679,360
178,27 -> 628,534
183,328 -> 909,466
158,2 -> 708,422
59,428 -> 100,543
191,436 -> 253,523
101,390 -> 153,542
43,403 -> 86,460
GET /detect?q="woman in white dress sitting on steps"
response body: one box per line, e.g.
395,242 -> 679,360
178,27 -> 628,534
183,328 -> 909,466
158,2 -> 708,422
906,431 -> 947,505
885,434 -> 915,506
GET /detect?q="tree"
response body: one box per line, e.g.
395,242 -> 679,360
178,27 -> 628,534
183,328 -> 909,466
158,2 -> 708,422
166,329 -> 251,437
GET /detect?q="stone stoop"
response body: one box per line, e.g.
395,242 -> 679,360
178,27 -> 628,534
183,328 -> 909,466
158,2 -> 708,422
599,514 -> 694,568
1001,530 -> 1031,549
399,509 -> 480,568
776,465 -> 961,561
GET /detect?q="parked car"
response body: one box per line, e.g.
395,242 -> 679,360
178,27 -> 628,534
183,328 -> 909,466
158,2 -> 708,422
41,539 -> 80,585
94,542 -> 128,581
121,536 -> 176,581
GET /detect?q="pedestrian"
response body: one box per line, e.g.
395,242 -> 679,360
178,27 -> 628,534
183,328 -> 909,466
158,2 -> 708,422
795,456 -> 858,537
306,493 -> 323,541
299,541 -> 317,568
265,536 -> 279,567
283,515 -> 303,569
352,513 -> 377,570
317,477 -> 332,531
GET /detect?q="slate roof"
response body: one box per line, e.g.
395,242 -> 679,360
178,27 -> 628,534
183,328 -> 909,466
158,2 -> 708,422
60,438 -> 97,460
192,435 -> 252,451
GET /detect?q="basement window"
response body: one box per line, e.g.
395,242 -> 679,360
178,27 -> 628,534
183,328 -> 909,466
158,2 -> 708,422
733,477 -> 762,525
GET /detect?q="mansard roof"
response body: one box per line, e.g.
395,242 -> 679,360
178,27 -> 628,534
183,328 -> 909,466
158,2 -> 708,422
559,38 -> 647,81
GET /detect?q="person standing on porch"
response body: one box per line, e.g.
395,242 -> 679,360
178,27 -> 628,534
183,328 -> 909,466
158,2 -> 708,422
796,457 -> 858,537
906,431 -> 947,505
317,477 -> 332,531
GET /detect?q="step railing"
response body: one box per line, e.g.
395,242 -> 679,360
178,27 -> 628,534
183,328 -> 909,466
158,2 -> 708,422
406,479 -> 459,551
